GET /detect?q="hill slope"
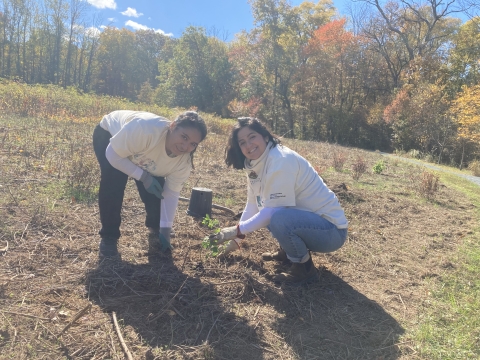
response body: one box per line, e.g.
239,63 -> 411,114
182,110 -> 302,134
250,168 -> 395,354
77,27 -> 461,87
0,115 -> 478,359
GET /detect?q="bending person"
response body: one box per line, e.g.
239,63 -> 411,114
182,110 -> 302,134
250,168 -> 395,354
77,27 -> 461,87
210,117 -> 347,284
93,110 -> 207,257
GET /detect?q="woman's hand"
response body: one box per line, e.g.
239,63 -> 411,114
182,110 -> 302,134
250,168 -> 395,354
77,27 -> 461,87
140,171 -> 164,199
219,239 -> 241,257
209,226 -> 238,245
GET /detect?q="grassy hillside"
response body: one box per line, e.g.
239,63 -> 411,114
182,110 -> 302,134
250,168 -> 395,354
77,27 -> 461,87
0,111 -> 479,359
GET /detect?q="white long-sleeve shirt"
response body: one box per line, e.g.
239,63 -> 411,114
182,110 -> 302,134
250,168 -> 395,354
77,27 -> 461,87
237,143 -> 348,235
100,110 -> 192,193
102,111 -> 186,228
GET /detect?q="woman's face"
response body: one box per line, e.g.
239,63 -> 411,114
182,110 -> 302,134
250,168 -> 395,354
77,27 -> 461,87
237,126 -> 268,161
165,125 -> 202,157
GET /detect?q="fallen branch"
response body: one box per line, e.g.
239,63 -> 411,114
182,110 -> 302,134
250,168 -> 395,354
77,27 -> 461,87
58,303 -> 92,336
148,278 -> 188,322
1,310 -> 50,321
112,311 -> 134,360
206,280 -> 245,286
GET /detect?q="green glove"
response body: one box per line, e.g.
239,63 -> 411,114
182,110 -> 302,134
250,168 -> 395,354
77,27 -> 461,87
159,227 -> 173,252
140,171 -> 164,199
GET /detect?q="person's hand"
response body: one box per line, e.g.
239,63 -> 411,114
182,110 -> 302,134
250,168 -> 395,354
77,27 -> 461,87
219,239 -> 241,258
159,227 -> 173,252
140,171 -> 164,199
209,226 -> 237,245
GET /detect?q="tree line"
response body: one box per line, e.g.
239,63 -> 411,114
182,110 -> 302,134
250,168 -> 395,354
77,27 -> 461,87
0,0 -> 479,166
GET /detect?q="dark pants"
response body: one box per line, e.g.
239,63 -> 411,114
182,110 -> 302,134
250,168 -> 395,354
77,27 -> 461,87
92,125 -> 164,240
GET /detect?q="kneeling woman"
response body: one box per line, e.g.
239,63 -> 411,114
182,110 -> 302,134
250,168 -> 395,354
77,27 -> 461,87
211,118 -> 348,284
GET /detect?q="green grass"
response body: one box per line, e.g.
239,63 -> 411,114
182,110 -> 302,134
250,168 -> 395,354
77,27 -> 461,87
408,174 -> 480,359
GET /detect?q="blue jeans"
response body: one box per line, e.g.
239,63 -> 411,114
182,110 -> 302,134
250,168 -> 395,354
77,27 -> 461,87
269,208 -> 347,263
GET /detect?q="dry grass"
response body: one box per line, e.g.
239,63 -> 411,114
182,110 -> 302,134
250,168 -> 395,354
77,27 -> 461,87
351,156 -> 368,181
0,115 -> 478,359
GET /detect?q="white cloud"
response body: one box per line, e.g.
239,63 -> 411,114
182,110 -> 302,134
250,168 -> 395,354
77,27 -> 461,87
85,26 -> 101,37
156,29 -> 174,37
107,18 -> 116,22
125,20 -> 148,31
121,7 -> 143,18
86,0 -> 116,10
125,20 -> 173,36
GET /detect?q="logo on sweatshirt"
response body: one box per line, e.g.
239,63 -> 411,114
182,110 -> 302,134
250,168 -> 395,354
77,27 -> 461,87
248,171 -> 258,179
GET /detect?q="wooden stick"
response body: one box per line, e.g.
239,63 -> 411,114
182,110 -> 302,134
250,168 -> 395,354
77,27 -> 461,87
112,312 -> 133,360
58,303 -> 92,336
206,280 -> 245,286
148,278 -> 188,322
205,312 -> 222,344
0,240 -> 8,253
1,310 -> 50,321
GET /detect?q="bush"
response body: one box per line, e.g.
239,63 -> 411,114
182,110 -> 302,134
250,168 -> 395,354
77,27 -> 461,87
332,151 -> 347,171
407,149 -> 422,159
412,171 -> 440,199
423,154 -> 434,163
372,160 -> 385,174
351,156 -> 367,181
468,160 -> 480,176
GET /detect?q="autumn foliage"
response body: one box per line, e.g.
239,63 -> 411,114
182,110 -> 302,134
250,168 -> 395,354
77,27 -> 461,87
450,85 -> 480,143
306,18 -> 355,57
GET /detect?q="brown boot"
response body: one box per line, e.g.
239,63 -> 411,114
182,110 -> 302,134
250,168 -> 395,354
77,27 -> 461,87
262,248 -> 288,262
273,257 -> 318,284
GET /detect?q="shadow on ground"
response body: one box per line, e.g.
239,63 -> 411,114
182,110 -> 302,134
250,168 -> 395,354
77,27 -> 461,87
85,251 -> 404,359
85,254 -> 263,359
230,257 -> 405,359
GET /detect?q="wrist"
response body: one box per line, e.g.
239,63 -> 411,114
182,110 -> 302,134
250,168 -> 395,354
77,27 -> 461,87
233,238 -> 241,249
140,170 -> 148,182
236,224 -> 245,239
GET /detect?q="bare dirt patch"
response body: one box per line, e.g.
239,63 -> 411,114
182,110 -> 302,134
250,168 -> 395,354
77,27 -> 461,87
0,117 -> 477,359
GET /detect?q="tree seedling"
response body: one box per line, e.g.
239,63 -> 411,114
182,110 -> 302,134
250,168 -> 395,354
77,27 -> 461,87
202,235 -> 222,257
201,215 -> 223,257
201,214 -> 219,229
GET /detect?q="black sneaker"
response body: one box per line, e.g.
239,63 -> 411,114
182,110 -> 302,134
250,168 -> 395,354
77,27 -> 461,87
99,238 -> 119,257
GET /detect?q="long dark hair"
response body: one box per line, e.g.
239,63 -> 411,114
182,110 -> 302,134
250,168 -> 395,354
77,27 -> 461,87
172,111 -> 207,169
225,117 -> 281,169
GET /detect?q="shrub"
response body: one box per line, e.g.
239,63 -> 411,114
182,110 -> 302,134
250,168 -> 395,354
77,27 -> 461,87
407,149 -> 422,159
412,171 -> 440,199
468,160 -> 480,176
423,153 -> 434,163
372,160 -> 385,174
351,156 -> 367,181
332,151 -> 347,171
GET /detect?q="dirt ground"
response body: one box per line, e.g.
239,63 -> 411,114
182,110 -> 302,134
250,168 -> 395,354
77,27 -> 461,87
0,117 -> 478,359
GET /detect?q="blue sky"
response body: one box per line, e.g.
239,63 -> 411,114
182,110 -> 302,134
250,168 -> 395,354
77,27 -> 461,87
86,0 -> 350,41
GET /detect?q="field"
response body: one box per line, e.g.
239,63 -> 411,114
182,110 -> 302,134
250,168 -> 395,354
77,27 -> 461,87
0,114 -> 479,359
